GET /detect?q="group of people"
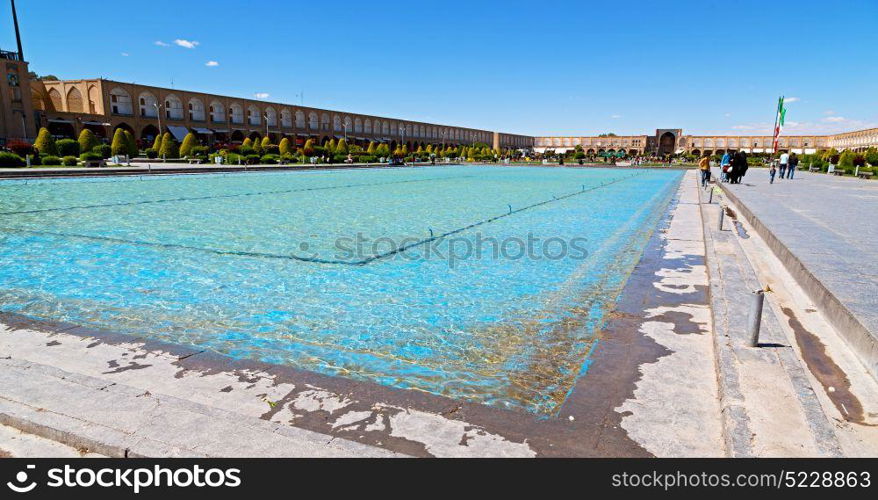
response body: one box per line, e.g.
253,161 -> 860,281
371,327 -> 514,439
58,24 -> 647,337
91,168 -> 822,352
768,152 -> 799,183
699,150 -> 750,187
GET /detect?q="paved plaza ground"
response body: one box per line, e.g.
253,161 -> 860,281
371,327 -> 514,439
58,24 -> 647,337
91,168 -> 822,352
717,168 -> 878,381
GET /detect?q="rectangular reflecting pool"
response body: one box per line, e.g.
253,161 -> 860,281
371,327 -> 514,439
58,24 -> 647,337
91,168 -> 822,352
0,166 -> 682,414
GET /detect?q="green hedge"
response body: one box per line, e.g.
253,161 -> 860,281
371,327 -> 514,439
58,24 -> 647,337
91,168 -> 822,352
41,155 -> 62,165
62,156 -> 78,166
0,152 -> 24,167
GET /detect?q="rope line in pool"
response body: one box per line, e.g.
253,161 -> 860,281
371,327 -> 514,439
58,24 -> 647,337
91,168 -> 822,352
0,172 -> 644,266
0,174 -> 474,216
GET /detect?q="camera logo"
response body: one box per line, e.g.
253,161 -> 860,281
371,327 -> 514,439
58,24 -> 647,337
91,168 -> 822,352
7,464 -> 37,493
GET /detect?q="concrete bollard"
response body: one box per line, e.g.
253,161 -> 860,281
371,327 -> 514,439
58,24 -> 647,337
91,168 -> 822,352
708,188 -> 714,204
718,206 -> 725,231
748,289 -> 765,347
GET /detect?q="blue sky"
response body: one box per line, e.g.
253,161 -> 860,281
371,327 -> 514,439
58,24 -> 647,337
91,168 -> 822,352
4,0 -> 876,136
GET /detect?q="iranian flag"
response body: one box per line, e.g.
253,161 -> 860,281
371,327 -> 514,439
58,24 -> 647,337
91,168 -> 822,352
772,96 -> 786,152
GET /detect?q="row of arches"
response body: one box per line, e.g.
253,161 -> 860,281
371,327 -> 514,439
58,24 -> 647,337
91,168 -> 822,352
105,87 -> 491,141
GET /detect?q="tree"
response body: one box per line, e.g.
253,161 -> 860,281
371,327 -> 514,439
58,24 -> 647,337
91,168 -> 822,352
110,128 -> 128,156
260,136 -> 271,148
252,137 -> 263,154
152,134 -> 163,151
303,139 -> 315,156
179,132 -> 198,157
34,127 -> 57,156
838,150 -> 855,170
336,138 -> 348,154
158,132 -> 178,158
279,137 -> 292,156
124,130 -> 138,157
367,142 -> 376,154
325,138 -> 336,154
78,129 -> 100,155
242,137 -> 253,148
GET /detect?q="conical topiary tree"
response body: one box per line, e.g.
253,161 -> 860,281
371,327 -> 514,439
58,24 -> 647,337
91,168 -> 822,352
367,142 -> 376,154
325,138 -> 336,154
279,137 -> 292,156
124,130 -> 138,157
110,128 -> 128,156
179,132 -> 197,157
261,136 -> 271,148
336,138 -> 348,154
252,137 -> 263,154
158,132 -> 178,158
78,129 -> 100,156
303,139 -> 315,156
152,133 -> 162,151
242,137 -> 253,148
35,127 -> 58,156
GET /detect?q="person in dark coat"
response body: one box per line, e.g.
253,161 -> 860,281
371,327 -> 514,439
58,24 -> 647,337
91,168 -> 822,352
736,151 -> 749,183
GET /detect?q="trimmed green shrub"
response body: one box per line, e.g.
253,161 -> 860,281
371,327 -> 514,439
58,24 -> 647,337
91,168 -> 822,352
57,139 -> 79,157
110,128 -> 128,156
41,155 -> 62,165
260,154 -> 278,164
245,154 -> 260,165
145,148 -> 158,159
280,153 -> 299,163
62,156 -> 78,166
179,132 -> 197,157
278,138 -> 292,156
263,144 -> 279,155
302,139 -> 315,156
80,152 -> 103,162
78,129 -> 100,156
34,127 -> 57,156
152,134 -> 162,151
93,144 -> 111,159
336,138 -> 348,154
239,146 -> 255,156
0,152 -> 24,167
124,130 -> 138,157
158,132 -> 178,158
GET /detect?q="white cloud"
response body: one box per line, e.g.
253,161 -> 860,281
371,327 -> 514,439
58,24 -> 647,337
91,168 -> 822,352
785,97 -> 800,103
823,116 -> 846,123
154,40 -> 170,47
174,39 -> 199,49
610,114 -> 621,119
253,92 -> 270,99
121,52 -> 129,57
205,60 -> 219,67
724,113 -> 732,117
824,110 -> 836,115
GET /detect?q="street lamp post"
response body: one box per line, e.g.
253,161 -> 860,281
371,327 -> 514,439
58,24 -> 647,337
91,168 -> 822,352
153,102 -> 163,142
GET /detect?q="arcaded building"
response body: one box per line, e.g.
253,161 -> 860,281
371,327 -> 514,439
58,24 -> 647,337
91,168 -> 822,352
25,75 -> 531,151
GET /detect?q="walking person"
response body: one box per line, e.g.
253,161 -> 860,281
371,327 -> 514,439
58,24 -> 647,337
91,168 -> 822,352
778,151 -> 789,179
769,160 -> 777,184
735,150 -> 749,184
720,151 -> 731,182
698,154 -> 711,188
788,152 -> 799,179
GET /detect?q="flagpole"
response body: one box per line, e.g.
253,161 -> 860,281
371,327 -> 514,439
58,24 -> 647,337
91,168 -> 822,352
771,95 -> 783,155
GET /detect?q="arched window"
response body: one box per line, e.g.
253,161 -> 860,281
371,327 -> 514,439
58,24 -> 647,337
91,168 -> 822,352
109,87 -> 133,115
321,113 -> 330,131
66,87 -> 83,112
209,101 -> 225,123
188,98 -> 205,121
364,119 -> 372,134
308,112 -> 318,130
280,109 -> 292,128
333,115 -> 342,132
265,107 -> 277,127
354,118 -> 363,134
48,88 -> 63,111
139,92 -> 157,117
247,105 -> 261,126
229,103 -> 244,124
164,94 -> 183,120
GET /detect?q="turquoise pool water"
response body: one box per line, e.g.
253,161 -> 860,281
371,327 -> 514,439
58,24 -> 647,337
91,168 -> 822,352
0,166 -> 682,414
